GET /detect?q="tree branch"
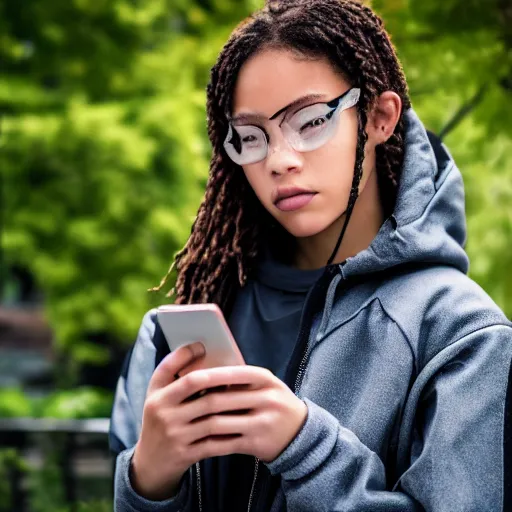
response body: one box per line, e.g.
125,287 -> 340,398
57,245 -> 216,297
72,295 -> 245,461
501,76 -> 512,91
439,84 -> 488,140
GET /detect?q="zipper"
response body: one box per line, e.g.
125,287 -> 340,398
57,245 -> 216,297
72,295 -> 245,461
245,267 -> 341,512
283,266 -> 339,390
243,320 -> 312,512
246,457 -> 259,512
294,339 -> 311,393
197,456 -> 259,512
194,268 -> 344,512
196,462 -> 203,512
295,272 -> 342,393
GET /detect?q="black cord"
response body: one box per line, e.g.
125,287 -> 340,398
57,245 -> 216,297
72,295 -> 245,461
326,120 -> 364,266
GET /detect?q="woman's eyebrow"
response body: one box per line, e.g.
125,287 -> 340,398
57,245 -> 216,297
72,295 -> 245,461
269,93 -> 325,120
231,93 -> 326,124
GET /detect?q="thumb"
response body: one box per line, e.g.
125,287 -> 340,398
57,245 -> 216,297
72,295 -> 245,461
149,342 -> 205,392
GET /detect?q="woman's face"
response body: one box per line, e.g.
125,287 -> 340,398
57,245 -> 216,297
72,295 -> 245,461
232,48 -> 371,239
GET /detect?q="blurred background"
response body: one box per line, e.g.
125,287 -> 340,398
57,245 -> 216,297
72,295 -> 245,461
0,0 -> 511,510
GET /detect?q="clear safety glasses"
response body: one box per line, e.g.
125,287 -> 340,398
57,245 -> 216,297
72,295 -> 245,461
223,88 -> 360,166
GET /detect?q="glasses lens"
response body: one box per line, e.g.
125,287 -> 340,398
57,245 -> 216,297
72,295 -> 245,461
284,103 -> 340,152
223,124 -> 267,165
284,88 -> 360,153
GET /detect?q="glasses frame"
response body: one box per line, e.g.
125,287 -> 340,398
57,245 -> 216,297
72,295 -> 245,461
223,87 -> 361,166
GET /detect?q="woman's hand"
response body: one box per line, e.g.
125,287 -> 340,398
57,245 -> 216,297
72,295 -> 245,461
131,350 -> 308,501
130,342 -> 208,501
172,365 -> 308,463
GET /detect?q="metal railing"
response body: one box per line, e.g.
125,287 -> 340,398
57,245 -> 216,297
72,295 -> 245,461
0,418 -> 113,512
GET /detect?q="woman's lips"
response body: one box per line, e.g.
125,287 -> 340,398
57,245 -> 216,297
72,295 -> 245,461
275,192 -> 317,212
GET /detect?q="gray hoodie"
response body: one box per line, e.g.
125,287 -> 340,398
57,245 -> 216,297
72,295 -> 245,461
110,109 -> 512,511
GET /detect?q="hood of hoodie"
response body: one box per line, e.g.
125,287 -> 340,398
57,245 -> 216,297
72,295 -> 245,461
340,108 -> 469,279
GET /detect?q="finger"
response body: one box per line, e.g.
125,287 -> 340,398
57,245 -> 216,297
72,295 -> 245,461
186,412 -> 255,446
170,365 -> 276,404
149,342 -> 206,392
187,435 -> 248,462
181,389 -> 266,422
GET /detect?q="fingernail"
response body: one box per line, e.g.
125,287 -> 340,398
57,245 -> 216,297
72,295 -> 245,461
190,342 -> 205,358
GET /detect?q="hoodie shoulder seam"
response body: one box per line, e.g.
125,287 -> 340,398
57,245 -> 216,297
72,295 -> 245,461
378,282 -> 511,371
325,295 -> 419,375
438,323 -> 512,354
374,297 -> 419,375
420,322 -> 512,374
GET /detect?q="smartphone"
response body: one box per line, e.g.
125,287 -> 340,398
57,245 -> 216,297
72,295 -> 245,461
156,303 -> 245,376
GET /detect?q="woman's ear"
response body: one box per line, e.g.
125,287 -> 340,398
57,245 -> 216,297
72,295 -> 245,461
366,91 -> 402,145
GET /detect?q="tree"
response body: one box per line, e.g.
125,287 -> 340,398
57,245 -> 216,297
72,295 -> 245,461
0,0 -> 257,384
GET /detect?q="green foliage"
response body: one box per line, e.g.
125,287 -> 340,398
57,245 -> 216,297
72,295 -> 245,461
2,97 -> 207,348
0,387 -> 112,418
0,443 -> 112,512
74,501 -> 112,512
0,449 -> 29,510
39,387 -> 113,419
0,446 -> 113,512
0,388 -> 33,417
1,0 -> 257,375
28,443 -> 67,512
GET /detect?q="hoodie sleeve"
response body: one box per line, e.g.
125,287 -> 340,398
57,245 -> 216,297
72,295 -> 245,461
109,310 -> 196,512
265,324 -> 512,511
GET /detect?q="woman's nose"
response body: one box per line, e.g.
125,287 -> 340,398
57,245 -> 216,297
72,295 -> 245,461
265,138 -> 304,176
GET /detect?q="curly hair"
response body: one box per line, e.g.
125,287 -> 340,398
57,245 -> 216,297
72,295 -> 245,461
154,0 -> 411,314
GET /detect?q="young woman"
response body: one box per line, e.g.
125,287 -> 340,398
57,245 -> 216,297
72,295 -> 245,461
109,1 -> 512,510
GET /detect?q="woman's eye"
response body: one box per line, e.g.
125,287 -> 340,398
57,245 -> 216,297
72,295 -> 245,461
242,135 -> 257,143
301,116 -> 327,133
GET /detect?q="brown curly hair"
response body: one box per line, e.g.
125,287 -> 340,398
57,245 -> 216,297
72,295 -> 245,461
154,0 -> 411,314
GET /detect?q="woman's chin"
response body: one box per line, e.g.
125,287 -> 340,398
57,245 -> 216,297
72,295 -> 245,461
280,219 -> 329,239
